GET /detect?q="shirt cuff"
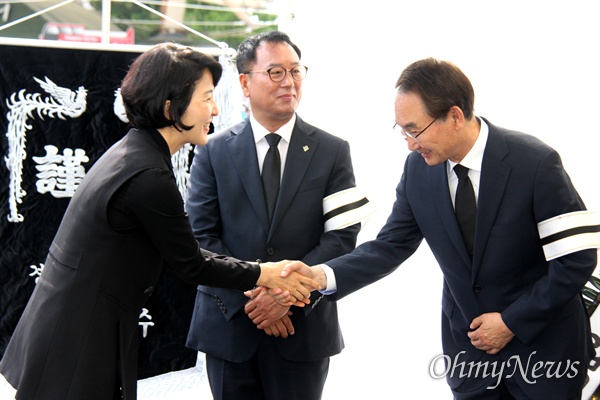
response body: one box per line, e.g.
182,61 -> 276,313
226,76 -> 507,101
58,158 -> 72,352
319,263 -> 337,295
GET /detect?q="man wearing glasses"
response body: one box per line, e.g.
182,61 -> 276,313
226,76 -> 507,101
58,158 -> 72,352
284,58 -> 599,399
185,31 -> 372,399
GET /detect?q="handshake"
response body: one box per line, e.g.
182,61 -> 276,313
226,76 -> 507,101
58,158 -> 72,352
256,261 -> 326,307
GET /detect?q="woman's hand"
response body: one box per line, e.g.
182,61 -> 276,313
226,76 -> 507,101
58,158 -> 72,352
257,260 -> 321,305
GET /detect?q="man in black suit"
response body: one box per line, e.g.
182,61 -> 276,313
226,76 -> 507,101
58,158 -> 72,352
185,31 -> 373,399
284,58 -> 599,399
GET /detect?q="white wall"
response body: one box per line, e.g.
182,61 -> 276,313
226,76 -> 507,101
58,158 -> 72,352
280,1 -> 600,399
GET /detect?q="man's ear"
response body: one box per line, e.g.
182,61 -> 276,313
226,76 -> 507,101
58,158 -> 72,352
449,105 -> 465,130
240,74 -> 250,97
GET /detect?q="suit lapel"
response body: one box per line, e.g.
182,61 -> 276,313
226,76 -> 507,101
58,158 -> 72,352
472,125 -> 511,273
270,117 -> 318,236
226,121 -> 271,234
428,162 -> 473,267
428,160 -> 486,321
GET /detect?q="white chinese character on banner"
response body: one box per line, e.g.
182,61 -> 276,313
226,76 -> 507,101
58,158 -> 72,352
139,308 -> 154,338
29,263 -> 44,283
33,145 -> 89,198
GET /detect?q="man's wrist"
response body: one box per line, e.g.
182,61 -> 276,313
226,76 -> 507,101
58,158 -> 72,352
317,264 -> 337,294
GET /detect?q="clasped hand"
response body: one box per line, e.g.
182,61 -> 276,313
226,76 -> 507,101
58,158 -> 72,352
244,287 -> 294,338
257,260 -> 320,307
467,312 -> 515,354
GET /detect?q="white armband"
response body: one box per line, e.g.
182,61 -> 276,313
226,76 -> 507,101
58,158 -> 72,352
538,210 -> 600,261
323,187 -> 376,232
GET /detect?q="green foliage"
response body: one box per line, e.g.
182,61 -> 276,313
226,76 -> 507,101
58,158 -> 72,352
183,4 -> 277,48
107,1 -> 278,48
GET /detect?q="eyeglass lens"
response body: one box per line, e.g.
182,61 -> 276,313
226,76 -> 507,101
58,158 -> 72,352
269,66 -> 307,81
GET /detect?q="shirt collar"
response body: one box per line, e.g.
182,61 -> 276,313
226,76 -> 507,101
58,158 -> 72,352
250,113 -> 296,144
447,117 -> 488,173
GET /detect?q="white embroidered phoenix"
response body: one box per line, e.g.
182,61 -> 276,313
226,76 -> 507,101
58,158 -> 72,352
4,76 -> 87,222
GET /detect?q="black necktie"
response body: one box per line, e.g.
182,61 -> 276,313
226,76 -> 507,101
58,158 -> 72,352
262,133 -> 281,223
454,164 -> 476,258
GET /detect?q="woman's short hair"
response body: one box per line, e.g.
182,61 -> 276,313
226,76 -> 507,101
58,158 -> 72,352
120,42 -> 222,131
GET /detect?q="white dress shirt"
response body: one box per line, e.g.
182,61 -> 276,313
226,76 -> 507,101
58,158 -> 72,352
251,113 -> 295,179
446,117 -> 488,208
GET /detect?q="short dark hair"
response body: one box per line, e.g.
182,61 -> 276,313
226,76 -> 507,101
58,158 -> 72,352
236,31 -> 301,73
395,58 -> 475,120
120,42 -> 222,131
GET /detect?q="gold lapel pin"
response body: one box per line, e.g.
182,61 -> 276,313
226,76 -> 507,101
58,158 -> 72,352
303,145 -> 309,152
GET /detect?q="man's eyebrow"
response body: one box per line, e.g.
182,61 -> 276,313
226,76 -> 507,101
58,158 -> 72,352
264,62 -> 302,68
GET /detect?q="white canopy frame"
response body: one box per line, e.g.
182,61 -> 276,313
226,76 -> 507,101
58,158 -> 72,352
0,0 -> 236,55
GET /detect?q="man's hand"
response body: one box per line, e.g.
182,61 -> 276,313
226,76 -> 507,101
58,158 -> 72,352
269,261 -> 328,304
467,312 -> 515,354
244,287 -> 295,338
281,261 -> 327,288
257,260 -> 321,306
262,314 -> 294,338
244,287 -> 291,328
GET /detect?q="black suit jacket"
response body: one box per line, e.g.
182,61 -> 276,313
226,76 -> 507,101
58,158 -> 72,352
327,119 -> 597,397
186,116 -> 360,362
0,128 -> 260,400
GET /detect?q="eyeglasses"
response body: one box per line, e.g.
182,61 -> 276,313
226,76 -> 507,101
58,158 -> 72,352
393,118 -> 437,142
245,65 -> 308,82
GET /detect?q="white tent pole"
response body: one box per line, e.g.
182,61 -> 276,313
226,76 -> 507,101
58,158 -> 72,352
101,0 -> 111,44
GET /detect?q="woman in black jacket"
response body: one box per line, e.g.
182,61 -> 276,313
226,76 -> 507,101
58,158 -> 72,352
0,42 -> 316,400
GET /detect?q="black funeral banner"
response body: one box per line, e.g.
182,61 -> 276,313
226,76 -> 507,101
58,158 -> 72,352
0,44 -> 198,379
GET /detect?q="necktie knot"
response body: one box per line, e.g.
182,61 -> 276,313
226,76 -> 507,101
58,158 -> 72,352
454,164 -> 469,180
265,133 -> 281,147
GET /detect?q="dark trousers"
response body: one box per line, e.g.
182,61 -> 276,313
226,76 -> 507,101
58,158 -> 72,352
453,378 -> 582,400
205,336 -> 329,400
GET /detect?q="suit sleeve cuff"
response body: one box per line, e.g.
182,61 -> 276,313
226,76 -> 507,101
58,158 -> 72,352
319,263 -> 337,295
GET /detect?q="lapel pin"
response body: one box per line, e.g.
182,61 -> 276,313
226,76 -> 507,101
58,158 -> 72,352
303,145 -> 309,152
